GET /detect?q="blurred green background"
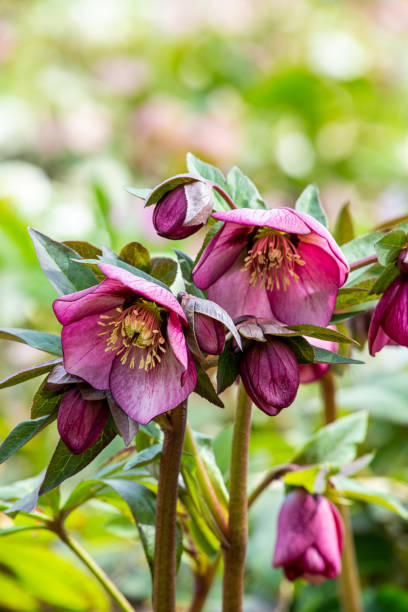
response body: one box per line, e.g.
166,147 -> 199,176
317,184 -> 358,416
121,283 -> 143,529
1,0 -> 408,610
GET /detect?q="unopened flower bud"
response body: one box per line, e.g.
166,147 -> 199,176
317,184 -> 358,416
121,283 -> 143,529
194,312 -> 225,355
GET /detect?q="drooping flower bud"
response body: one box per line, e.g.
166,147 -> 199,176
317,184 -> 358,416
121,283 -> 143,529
368,275 -> 408,355
193,311 -> 226,355
273,488 -> 343,584
152,180 -> 213,240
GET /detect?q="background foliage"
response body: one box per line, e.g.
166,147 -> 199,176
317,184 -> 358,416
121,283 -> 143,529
1,0 -> 408,610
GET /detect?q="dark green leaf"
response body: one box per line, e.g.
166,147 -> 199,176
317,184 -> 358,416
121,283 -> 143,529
217,340 -> 240,394
313,347 -> 364,364
294,412 -> 368,465
119,242 -> 150,272
285,337 -> 315,364
331,476 -> 408,519
287,324 -> 359,345
369,262 -> 400,295
194,364 -> 224,408
226,166 -> 266,210
333,202 -> 355,245
28,228 -> 98,295
374,229 -> 407,266
335,284 -> 379,310
0,359 -> 60,390
0,328 -> 62,356
174,249 -> 206,298
150,257 -> 178,286
31,379 -> 64,418
63,241 -> 105,281
295,184 -> 327,227
0,414 -> 56,465
186,153 -> 229,191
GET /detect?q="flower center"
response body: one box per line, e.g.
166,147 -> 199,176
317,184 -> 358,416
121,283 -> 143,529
243,228 -> 305,291
98,299 -> 166,371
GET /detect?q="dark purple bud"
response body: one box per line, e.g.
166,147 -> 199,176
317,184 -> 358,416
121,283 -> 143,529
194,312 -> 226,355
239,338 -> 299,415
153,181 -> 213,240
368,276 -> 408,355
398,248 -> 408,275
273,488 -> 343,583
57,387 -> 109,454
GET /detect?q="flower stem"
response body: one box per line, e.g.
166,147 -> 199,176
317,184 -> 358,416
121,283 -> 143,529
153,402 -> 187,612
222,383 -> 252,612
183,423 -> 229,539
247,464 -> 297,509
349,253 -> 378,272
188,554 -> 221,612
57,529 -> 135,612
211,184 -> 238,209
320,371 -> 362,612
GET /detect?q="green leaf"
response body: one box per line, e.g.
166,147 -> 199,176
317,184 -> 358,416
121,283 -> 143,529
283,466 -> 325,494
40,426 -> 116,494
285,337 -> 315,364
369,262 -> 400,295
226,166 -> 266,209
119,242 -> 150,272
63,241 -> 105,281
0,328 -> 62,356
194,364 -> 224,408
287,324 -> 359,345
150,257 -> 178,286
0,525 -> 48,536
295,184 -> 327,227
335,284 -> 379,310
193,432 -> 229,508
294,412 -> 368,466
217,339 -> 240,394
0,414 -> 56,465
374,229 -> 407,266
174,249 -> 206,298
125,186 -> 152,200
124,444 -> 162,470
331,476 -> 408,519
31,380 -> 64,418
333,202 -> 355,245
0,358 -> 60,390
186,153 -> 229,191
313,347 -> 364,364
28,228 -> 98,295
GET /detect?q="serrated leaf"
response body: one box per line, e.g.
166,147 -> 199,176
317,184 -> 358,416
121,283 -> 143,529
0,414 -> 57,465
294,412 -> 368,466
226,166 -> 266,210
0,359 -> 61,390
217,340 -> 240,394
119,242 -> 150,272
150,257 -> 178,286
295,184 -> 327,227
313,347 -> 363,364
194,364 -> 224,408
29,228 -> 98,295
369,262 -> 400,295
331,476 -> 408,519
174,249 -> 206,298
0,328 -> 62,356
287,324 -> 359,345
333,202 -> 355,245
374,229 -> 407,266
124,444 -> 162,470
186,153 -> 229,191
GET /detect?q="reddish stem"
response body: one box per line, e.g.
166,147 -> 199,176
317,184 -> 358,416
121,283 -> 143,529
349,254 -> 378,272
211,184 -> 238,209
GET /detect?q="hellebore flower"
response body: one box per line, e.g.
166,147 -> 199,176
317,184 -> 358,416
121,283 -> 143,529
299,331 -> 338,384
53,264 -> 197,424
273,487 -> 343,584
368,250 -> 408,355
150,176 -> 214,239
45,363 -> 138,454
193,208 -> 348,326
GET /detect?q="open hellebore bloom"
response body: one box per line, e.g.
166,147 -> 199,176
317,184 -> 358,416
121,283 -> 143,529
45,363 -> 138,454
273,487 -> 343,584
299,332 -> 338,384
193,208 -> 348,326
53,263 -> 197,424
150,176 -> 214,239
368,249 -> 408,355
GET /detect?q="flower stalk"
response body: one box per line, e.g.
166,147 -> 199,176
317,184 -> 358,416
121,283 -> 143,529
153,401 -> 187,612
222,383 -> 252,612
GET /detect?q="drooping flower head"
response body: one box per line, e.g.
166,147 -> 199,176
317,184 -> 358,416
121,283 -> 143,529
368,249 -> 408,355
53,263 -> 197,424
273,487 -> 343,584
193,208 -> 349,326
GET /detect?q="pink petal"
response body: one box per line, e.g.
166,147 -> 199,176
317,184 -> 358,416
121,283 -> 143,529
368,277 -> 402,356
109,348 -> 196,424
212,207 -> 312,234
98,263 -> 187,324
192,223 -> 252,289
58,388 -> 109,454
268,241 -> 341,326
380,277 -> 408,348
314,497 -> 343,577
53,279 -> 127,325
194,313 -> 225,355
167,310 -> 189,372
61,311 -> 117,389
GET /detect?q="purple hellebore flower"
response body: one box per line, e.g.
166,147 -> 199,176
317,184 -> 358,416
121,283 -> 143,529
192,208 -> 349,326
179,292 -> 227,356
152,180 -> 213,240
53,263 -> 197,424
368,251 -> 408,355
299,330 -> 338,384
273,487 -> 343,584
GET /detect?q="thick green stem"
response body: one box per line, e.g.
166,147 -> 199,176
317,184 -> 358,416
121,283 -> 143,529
58,529 -> 135,612
153,402 -> 187,612
320,372 -> 362,612
222,384 -> 252,612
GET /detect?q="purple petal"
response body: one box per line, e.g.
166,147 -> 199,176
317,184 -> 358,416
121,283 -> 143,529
53,279 -> 127,326
267,241 -> 341,326
153,184 -> 200,239
240,338 -> 299,416
109,348 -> 196,424
58,388 -> 109,454
107,394 -> 139,446
194,313 -> 225,355
212,207 -> 312,234
45,363 -> 83,389
368,277 -> 403,356
98,263 -> 187,324
167,310 -> 189,372
61,311 -> 117,389
192,223 -> 252,289
314,497 -> 343,578
379,277 -> 408,348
